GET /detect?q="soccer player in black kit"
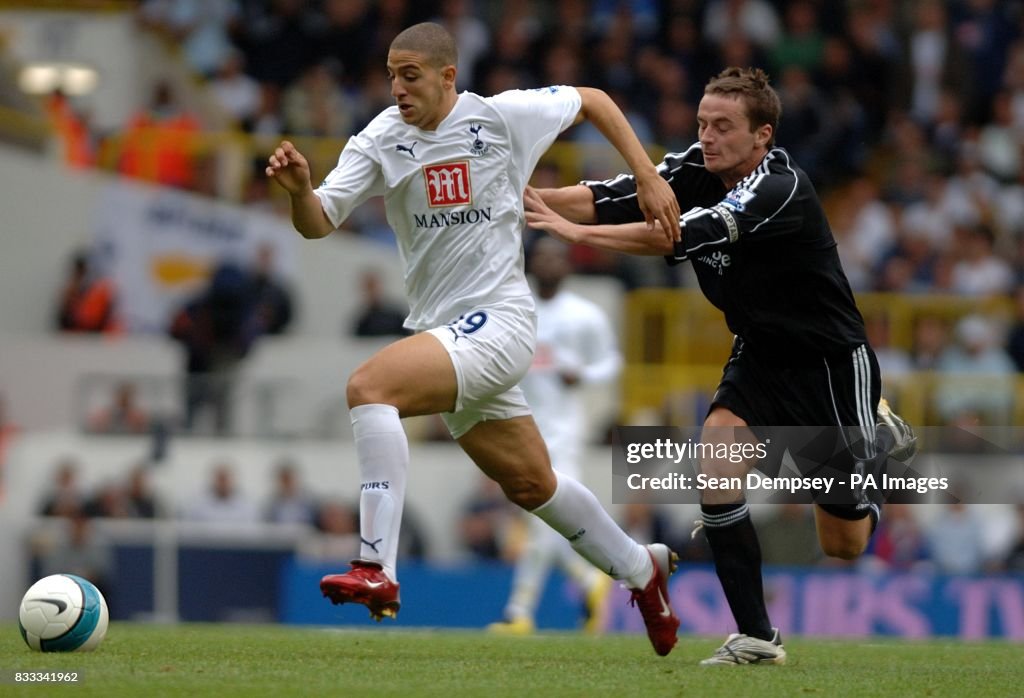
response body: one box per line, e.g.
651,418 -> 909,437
524,67 -> 917,665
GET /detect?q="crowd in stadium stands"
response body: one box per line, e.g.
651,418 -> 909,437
48,3 -> 1011,364
29,452 -> 1024,576
59,1 -> 1011,294
36,3 -> 1024,328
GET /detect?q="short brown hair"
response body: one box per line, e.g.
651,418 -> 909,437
390,22 -> 458,69
705,67 -> 782,146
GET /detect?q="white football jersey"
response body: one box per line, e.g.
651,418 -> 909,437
314,87 -> 582,330
520,290 -> 622,472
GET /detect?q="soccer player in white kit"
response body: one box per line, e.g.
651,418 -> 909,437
488,237 -> 622,635
266,22 -> 682,656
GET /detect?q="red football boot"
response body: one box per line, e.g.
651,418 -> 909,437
628,543 -> 680,656
320,560 -> 401,622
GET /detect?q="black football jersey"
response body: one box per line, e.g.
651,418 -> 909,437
586,145 -> 868,363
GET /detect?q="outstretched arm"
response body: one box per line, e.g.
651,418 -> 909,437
574,87 -> 680,242
533,184 -> 597,223
266,140 -> 335,239
524,187 -> 672,256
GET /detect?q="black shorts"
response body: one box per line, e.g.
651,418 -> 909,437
709,337 -> 882,516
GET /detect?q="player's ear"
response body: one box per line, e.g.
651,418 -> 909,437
441,64 -> 457,89
756,123 -> 773,149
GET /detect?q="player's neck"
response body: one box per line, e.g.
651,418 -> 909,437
421,91 -> 459,131
719,148 -> 770,189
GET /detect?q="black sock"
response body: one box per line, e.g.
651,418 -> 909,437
702,501 -> 773,641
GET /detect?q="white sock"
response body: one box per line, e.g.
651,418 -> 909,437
530,471 -> 652,589
505,515 -> 560,621
351,403 -> 408,582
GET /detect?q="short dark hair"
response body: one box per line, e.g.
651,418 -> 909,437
705,67 -> 782,146
390,22 -> 458,70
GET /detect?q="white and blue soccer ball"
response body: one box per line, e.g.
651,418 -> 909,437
18,574 -> 109,652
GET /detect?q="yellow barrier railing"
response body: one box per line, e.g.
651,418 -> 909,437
621,289 -> 1019,428
620,364 -> 1024,429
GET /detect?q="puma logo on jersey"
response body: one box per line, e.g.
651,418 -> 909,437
396,141 -> 418,158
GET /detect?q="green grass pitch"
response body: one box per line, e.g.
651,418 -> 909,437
1,623 -> 1021,697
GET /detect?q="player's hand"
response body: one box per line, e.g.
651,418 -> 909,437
524,186 -> 581,244
636,173 -> 680,243
266,141 -> 313,196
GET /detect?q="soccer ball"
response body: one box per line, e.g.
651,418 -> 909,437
18,574 -> 109,652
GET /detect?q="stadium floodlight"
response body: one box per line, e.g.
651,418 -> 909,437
18,62 -> 98,96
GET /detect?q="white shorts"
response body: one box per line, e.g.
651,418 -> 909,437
426,303 -> 536,439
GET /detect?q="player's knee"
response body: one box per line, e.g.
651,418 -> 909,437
346,366 -> 389,408
499,471 -> 555,510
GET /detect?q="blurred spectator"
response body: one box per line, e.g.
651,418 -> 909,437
935,314 -> 1016,425
55,249 -> 120,334
138,0 -> 241,77
953,0 -> 1019,124
88,381 -> 150,435
832,176 -> 896,291
941,136 -> 1000,228
83,480 -> 134,518
928,88 -> 967,172
910,315 -> 951,371
471,10 -> 538,96
298,498 -> 359,561
118,80 -> 201,189
38,459 -> 85,518
125,465 -> 159,518
249,243 -> 295,336
318,0 -> 373,89
207,49 -> 262,128
862,503 -> 929,572
458,476 -> 513,560
232,0 -> 323,88
282,61 -> 354,138
702,0 -> 782,50
619,500 -> 680,550
169,262 -> 262,434
433,0 -> 490,90
925,501 -> 986,574
265,459 -> 317,525
1006,285 -> 1024,372
44,90 -> 96,168
977,90 -> 1021,184
757,503 -> 823,567
950,224 -> 1014,297
770,0 -> 824,73
653,94 -> 697,153
773,65 -> 831,183
898,172 -> 956,254
183,462 -> 260,523
250,83 -> 285,136
592,0 -> 659,39
897,0 -> 969,127
38,511 -> 113,594
350,269 -> 410,338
